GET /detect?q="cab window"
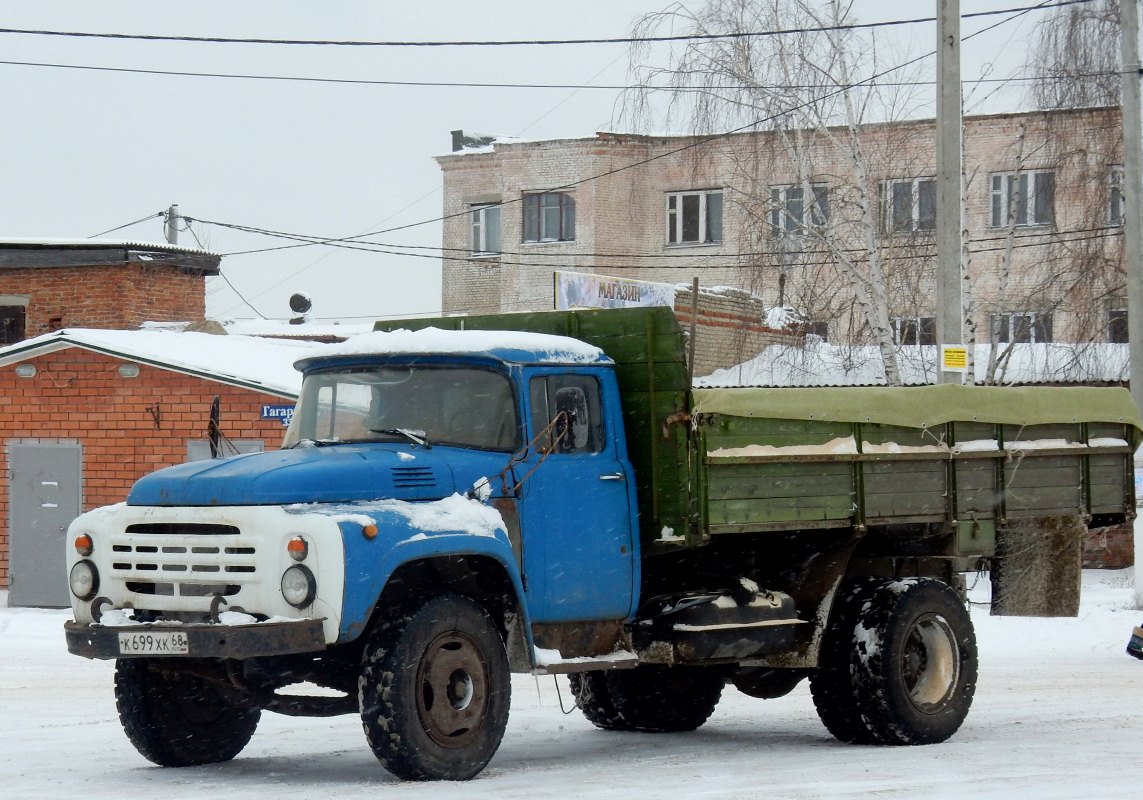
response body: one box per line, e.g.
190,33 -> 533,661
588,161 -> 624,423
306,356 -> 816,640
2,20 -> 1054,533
529,374 -> 604,454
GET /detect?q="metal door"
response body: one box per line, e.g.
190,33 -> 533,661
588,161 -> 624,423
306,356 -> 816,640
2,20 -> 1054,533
8,442 -> 82,607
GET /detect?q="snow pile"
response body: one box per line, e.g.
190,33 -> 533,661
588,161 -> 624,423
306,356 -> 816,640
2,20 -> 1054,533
326,493 -> 506,539
709,435 -> 858,458
305,327 -> 607,365
698,341 -> 1131,387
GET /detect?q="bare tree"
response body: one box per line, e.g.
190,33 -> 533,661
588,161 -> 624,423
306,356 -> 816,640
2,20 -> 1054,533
1026,0 -> 1121,110
623,0 -> 931,385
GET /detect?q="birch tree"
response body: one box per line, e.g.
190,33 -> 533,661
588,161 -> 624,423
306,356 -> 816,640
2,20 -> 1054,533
1026,0 -> 1121,111
623,0 -> 929,385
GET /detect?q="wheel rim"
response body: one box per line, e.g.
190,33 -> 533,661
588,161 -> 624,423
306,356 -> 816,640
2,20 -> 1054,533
415,631 -> 489,748
900,613 -> 960,713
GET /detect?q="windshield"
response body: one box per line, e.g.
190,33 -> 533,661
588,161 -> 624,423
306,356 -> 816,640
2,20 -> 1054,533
283,365 -> 520,451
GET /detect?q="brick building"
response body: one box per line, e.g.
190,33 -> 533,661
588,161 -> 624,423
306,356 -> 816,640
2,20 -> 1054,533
437,106 -> 1125,372
0,328 -> 315,606
0,239 -> 220,343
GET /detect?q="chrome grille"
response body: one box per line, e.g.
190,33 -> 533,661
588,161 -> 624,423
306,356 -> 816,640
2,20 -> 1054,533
110,532 -> 256,598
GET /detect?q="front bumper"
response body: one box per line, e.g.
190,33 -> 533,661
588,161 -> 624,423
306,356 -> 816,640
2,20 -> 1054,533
64,619 -> 327,660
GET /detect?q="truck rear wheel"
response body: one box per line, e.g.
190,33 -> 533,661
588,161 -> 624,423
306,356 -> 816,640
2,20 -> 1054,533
591,665 -> 724,732
359,593 -> 510,781
114,658 -> 261,767
812,578 -> 977,746
810,577 -> 883,743
567,671 -> 633,731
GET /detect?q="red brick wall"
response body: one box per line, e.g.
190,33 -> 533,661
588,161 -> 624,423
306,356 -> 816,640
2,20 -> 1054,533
0,264 -> 205,337
0,348 -> 292,587
1083,522 -> 1135,569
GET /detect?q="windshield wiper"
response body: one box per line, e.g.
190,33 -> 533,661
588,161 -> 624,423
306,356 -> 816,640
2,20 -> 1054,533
369,428 -> 431,449
289,438 -> 344,448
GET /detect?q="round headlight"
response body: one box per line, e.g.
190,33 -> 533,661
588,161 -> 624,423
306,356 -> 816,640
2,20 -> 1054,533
69,560 -> 99,600
281,565 -> 316,608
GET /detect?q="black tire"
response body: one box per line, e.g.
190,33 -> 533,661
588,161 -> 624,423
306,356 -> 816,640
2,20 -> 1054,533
359,593 -> 511,781
810,577 -> 884,744
813,578 -> 973,745
850,578 -> 977,745
114,658 -> 261,767
603,665 -> 724,732
567,671 -> 633,731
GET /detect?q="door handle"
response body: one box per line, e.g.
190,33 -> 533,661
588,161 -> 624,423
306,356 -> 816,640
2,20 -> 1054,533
600,473 -> 625,482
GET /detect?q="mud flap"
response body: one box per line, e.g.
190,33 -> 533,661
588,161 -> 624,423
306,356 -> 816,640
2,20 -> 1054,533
991,514 -> 1084,617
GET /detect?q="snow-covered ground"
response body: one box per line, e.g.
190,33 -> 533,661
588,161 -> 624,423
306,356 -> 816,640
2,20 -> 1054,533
2,571 -> 1141,799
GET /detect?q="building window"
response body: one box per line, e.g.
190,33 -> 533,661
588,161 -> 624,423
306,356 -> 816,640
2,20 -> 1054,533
883,178 -> 936,233
666,190 -> 723,245
1109,164 -> 1124,227
772,186 -> 827,235
0,306 -> 26,345
523,192 -> 575,243
990,169 -> 1054,227
1109,308 -> 1128,343
990,311 -> 1053,343
471,204 -> 501,255
892,315 -> 936,345
771,184 -> 829,235
804,320 -> 829,341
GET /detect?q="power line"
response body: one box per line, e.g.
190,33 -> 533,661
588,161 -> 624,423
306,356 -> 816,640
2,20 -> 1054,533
194,213 -> 1125,271
87,210 -> 164,238
0,56 -> 1123,91
187,0 -> 1070,256
0,2 -> 1093,48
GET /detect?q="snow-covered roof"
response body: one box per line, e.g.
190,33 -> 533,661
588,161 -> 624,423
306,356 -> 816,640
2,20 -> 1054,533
296,327 -> 609,369
220,318 -> 378,338
0,237 -> 216,258
698,342 -> 1130,387
0,329 -> 322,398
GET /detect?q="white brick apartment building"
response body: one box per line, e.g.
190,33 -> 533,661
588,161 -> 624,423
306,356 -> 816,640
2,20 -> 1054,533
436,106 -> 1126,363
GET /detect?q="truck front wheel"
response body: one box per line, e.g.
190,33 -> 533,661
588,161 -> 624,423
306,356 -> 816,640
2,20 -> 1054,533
114,658 -> 261,767
359,593 -> 511,781
812,578 -> 978,746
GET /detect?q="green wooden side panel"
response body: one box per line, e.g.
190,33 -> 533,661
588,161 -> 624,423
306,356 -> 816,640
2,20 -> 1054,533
1089,454 -> 1128,512
1004,455 -> 1084,517
864,460 -> 946,518
956,458 -> 1000,515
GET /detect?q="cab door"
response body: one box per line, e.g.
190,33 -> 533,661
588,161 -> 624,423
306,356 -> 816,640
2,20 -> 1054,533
517,369 -> 636,623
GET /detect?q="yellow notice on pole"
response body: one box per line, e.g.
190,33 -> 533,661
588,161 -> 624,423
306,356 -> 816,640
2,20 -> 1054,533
941,344 -> 969,373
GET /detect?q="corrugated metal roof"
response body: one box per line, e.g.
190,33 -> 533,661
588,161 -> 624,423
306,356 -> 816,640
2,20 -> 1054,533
696,343 -> 1130,388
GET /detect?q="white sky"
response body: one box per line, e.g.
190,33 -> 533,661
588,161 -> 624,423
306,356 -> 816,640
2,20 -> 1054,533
0,2 -> 1054,324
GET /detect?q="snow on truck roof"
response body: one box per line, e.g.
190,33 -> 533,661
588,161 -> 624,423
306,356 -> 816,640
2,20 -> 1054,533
295,327 -> 610,369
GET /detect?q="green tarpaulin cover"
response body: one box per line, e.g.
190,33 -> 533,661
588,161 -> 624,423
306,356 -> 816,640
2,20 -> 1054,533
692,383 -> 1143,437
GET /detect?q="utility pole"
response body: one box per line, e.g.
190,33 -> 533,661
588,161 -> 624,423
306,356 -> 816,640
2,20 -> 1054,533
1122,0 -> 1143,415
1119,0 -> 1143,610
935,0 -> 965,384
164,204 -> 179,246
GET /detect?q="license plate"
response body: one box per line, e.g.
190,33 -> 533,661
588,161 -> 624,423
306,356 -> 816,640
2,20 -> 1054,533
118,631 -> 190,655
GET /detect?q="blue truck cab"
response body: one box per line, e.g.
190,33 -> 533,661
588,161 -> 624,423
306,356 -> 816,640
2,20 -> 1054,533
64,325 -> 664,780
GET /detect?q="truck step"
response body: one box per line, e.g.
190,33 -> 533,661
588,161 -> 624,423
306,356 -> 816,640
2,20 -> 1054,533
531,646 -> 639,674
